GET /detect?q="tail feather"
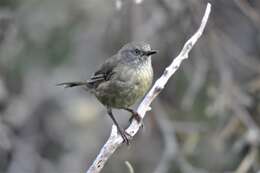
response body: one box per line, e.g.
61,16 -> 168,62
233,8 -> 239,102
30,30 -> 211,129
57,82 -> 87,88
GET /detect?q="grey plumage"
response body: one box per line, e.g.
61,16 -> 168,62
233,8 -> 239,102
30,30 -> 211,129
58,42 -> 157,144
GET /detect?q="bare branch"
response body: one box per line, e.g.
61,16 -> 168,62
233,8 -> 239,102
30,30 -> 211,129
86,3 -> 211,173
235,147 -> 258,173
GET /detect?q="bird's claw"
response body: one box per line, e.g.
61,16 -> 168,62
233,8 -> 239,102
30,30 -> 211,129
129,111 -> 141,122
118,128 -> 132,145
129,112 -> 144,129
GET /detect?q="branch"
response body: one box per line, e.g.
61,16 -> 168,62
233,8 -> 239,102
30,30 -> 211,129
235,146 -> 258,173
86,3 -> 211,173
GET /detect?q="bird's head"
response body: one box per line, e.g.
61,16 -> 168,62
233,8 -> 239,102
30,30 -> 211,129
119,42 -> 157,65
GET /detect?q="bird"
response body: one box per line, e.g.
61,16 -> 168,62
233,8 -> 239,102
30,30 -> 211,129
58,42 -> 157,144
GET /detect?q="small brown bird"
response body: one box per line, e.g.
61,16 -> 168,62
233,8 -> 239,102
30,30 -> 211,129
58,42 -> 157,144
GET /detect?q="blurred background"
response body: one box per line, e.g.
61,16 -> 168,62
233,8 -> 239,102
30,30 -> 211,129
0,0 -> 260,173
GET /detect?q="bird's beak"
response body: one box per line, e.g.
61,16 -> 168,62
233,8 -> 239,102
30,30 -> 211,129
145,50 -> 157,56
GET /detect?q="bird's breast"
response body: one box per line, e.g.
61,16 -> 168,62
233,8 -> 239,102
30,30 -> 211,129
134,63 -> 153,97
94,61 -> 153,108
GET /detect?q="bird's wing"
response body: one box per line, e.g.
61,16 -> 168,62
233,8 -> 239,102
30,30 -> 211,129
87,55 -> 120,86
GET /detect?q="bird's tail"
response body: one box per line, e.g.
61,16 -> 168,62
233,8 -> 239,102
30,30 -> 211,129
57,81 -> 89,88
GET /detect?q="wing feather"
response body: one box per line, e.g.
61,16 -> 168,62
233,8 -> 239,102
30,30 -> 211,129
87,55 -> 120,88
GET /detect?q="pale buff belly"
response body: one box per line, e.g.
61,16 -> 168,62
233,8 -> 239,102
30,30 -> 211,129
95,65 -> 153,108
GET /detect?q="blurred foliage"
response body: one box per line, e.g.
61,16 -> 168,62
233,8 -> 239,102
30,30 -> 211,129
0,0 -> 18,8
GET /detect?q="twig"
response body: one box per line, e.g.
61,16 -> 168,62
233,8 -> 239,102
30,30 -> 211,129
235,146 -> 258,173
86,3 -> 211,173
125,161 -> 135,173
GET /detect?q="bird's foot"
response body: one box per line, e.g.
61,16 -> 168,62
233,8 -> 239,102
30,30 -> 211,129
129,112 -> 144,129
129,111 -> 141,122
123,108 -> 144,129
118,128 -> 132,145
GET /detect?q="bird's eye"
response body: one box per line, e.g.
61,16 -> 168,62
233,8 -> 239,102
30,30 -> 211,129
133,49 -> 141,55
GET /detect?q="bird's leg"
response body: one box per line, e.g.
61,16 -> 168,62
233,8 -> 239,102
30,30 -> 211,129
123,108 -> 142,123
107,107 -> 131,145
